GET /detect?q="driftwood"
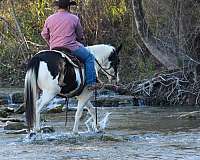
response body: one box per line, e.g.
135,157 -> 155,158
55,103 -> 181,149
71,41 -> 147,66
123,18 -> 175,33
104,68 -> 200,106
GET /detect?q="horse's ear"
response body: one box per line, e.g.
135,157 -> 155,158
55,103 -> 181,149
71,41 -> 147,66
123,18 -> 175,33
116,44 -> 122,54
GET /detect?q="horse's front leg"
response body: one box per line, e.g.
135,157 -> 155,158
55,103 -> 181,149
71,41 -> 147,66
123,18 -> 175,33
73,90 -> 92,134
85,101 -> 99,132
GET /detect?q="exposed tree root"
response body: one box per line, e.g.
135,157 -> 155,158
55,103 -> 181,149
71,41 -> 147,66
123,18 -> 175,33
104,68 -> 200,106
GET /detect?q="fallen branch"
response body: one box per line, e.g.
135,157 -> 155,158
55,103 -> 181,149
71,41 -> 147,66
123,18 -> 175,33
103,68 -> 200,106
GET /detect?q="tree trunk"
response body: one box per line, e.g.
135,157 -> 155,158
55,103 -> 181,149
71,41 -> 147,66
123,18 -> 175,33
132,0 -> 180,70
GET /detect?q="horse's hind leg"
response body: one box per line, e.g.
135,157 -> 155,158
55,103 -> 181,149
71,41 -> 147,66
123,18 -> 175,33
34,91 -> 55,132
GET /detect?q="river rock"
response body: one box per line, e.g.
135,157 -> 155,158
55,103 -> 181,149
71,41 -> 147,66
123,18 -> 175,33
0,118 -> 24,122
0,106 -> 14,118
0,94 -> 10,105
0,109 -> 9,118
46,104 -> 64,113
2,106 -> 14,113
4,121 -> 27,130
12,92 -> 24,104
5,129 -> 28,134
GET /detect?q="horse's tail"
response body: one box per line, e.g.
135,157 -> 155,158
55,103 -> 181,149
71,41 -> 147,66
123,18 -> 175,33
24,57 -> 40,131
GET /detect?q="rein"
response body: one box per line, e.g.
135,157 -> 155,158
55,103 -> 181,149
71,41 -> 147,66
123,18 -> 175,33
95,59 -> 116,78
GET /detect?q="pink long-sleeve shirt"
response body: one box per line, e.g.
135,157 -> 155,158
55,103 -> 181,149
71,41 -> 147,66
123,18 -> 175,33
41,11 -> 84,51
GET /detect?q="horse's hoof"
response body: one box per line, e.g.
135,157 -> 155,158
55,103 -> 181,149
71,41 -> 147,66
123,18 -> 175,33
72,131 -> 80,136
96,130 -> 105,134
28,132 -> 36,139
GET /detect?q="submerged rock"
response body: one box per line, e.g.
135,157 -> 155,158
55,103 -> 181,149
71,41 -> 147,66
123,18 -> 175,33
93,95 -> 136,107
101,134 -> 124,142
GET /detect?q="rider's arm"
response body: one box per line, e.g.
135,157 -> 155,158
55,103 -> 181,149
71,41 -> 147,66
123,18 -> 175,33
75,19 -> 84,43
41,20 -> 50,45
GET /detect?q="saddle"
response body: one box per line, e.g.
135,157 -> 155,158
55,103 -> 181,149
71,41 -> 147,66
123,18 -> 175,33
52,47 -> 84,68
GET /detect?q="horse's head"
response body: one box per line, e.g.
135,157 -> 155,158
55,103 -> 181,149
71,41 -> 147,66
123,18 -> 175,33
103,44 -> 122,83
87,44 -> 122,84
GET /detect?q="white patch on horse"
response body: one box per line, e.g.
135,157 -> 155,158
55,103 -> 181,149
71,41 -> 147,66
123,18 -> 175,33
87,44 -> 114,63
87,45 -> 115,81
37,61 -> 61,93
75,68 -> 85,87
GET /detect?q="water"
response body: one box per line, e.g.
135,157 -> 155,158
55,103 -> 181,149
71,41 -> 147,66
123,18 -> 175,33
0,105 -> 200,160
1,88 -> 200,159
0,88 -> 23,105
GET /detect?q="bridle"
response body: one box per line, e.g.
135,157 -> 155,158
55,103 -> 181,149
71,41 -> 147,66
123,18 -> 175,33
95,51 -> 120,80
95,59 -> 116,78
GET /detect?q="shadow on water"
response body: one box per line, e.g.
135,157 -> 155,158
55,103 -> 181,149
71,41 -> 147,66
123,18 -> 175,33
0,88 -> 200,159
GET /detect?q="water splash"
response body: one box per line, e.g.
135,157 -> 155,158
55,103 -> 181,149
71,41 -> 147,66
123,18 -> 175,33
99,112 -> 111,130
8,93 -> 13,104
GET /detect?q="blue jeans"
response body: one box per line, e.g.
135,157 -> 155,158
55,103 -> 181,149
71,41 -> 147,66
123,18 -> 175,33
72,47 -> 96,85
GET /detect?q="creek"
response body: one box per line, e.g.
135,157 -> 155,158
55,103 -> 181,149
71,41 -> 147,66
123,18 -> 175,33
0,88 -> 200,160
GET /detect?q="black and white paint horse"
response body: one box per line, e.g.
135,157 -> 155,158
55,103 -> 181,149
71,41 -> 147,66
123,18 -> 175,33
25,44 -> 122,134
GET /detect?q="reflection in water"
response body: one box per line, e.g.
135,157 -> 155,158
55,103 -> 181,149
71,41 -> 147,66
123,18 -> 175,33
0,105 -> 200,159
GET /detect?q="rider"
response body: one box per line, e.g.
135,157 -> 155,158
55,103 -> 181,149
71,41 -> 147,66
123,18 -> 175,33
41,0 -> 102,90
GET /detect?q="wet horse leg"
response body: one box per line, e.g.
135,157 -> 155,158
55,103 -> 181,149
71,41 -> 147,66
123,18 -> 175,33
73,90 -> 92,133
34,91 -> 56,132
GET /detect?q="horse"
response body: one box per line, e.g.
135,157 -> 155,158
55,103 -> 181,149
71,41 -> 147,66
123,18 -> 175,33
24,44 -> 122,135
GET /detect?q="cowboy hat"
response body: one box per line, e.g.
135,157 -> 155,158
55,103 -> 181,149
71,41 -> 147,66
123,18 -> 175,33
52,0 -> 77,8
